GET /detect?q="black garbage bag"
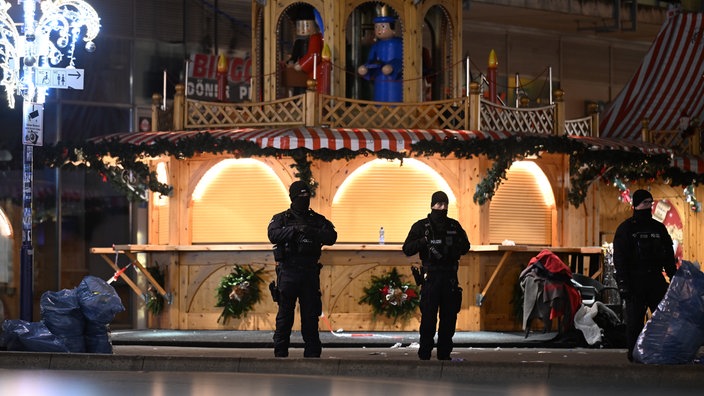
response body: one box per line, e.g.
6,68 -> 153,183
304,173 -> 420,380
0,319 -> 69,352
40,288 -> 86,353
634,260 -> 704,364
76,275 -> 125,324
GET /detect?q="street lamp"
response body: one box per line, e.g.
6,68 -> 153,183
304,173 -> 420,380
0,0 -> 100,320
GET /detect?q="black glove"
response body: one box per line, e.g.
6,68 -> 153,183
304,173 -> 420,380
297,225 -> 318,241
296,225 -> 309,234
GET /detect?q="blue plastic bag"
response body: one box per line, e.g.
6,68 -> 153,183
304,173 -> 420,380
76,275 -> 125,324
40,288 -> 86,353
634,261 -> 704,364
0,319 -> 69,352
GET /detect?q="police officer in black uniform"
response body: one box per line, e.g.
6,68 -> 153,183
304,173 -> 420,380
613,189 -> 677,362
268,180 -> 337,358
403,191 -> 470,360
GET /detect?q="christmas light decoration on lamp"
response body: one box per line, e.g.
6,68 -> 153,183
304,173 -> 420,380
1,0 -> 100,108
0,0 -> 100,321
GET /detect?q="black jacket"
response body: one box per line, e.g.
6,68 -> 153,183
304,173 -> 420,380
268,208 -> 337,265
402,214 -> 470,267
613,209 -> 677,288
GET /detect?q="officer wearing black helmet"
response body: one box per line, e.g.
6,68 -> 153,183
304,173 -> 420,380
268,180 -> 337,358
403,191 -> 470,360
613,189 -> 677,362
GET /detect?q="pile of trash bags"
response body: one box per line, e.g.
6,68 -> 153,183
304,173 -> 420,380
634,260 -> 704,364
0,275 -> 125,354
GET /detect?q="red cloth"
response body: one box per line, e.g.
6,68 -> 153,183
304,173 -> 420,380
528,249 -> 582,329
529,249 -> 573,278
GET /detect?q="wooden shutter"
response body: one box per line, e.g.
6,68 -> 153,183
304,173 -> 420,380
191,160 -> 288,243
332,159 -> 458,243
489,164 -> 553,245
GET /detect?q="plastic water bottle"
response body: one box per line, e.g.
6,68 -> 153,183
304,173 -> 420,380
379,227 -> 385,245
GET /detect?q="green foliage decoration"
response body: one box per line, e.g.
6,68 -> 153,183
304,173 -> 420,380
34,130 -> 698,207
215,265 -> 264,324
145,265 -> 165,316
359,267 -> 420,322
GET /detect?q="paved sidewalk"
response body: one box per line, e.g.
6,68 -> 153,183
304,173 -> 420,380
2,330 -> 703,390
108,329 -> 561,349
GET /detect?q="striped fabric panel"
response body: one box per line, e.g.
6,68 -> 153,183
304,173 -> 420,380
90,127 -> 509,152
600,13 -> 704,141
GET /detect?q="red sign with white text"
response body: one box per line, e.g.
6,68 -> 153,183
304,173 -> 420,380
187,53 -> 251,102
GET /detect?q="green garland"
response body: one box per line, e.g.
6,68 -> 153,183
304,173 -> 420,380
145,265 -> 165,316
35,131 -> 696,207
215,265 -> 264,324
359,267 -> 420,322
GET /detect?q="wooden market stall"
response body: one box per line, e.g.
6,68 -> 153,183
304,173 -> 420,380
88,0 -> 702,332
91,243 -> 601,331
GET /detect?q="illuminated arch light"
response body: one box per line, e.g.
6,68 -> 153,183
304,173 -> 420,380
511,161 -> 555,206
0,209 -> 11,237
333,158 -> 456,205
154,162 -> 169,207
192,158 -> 285,202
332,158 -> 458,243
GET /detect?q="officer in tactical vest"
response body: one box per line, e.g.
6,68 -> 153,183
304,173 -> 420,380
268,180 -> 337,357
613,189 -> 677,362
403,191 -> 470,360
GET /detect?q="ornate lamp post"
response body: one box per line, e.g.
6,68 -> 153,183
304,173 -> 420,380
0,0 -> 100,320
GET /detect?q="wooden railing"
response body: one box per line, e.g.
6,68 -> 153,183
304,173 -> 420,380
153,82 -> 602,138
642,118 -> 701,155
565,115 -> 595,137
480,99 -> 555,134
320,95 -> 470,129
183,95 -> 306,129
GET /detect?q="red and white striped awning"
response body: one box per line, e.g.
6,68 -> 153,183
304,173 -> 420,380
600,13 -> 704,141
673,154 -> 704,173
91,127 -> 512,153
91,127 -> 681,158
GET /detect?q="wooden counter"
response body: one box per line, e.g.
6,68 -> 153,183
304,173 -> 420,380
91,244 -> 601,332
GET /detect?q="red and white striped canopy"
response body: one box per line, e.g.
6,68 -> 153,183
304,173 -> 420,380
92,127 -> 512,152
91,126 -> 679,158
673,154 -> 704,173
600,13 -> 704,141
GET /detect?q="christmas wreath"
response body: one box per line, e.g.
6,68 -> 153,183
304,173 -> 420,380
145,265 -> 165,316
215,265 -> 264,324
359,267 -> 420,322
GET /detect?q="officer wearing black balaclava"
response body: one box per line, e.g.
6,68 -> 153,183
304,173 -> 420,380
267,180 -> 337,358
403,191 -> 470,360
613,189 -> 677,362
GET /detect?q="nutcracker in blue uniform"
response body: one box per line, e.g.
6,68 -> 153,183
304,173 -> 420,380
357,6 -> 403,102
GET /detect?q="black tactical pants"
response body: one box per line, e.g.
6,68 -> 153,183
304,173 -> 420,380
418,272 -> 462,360
273,265 -> 322,357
